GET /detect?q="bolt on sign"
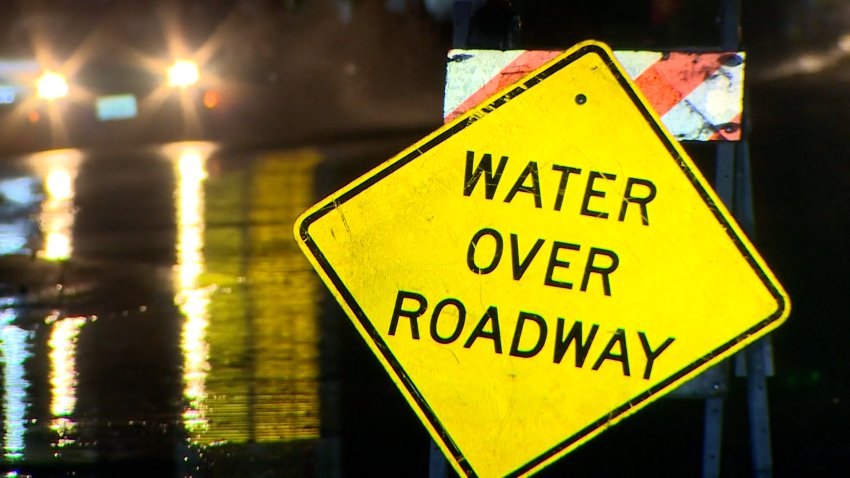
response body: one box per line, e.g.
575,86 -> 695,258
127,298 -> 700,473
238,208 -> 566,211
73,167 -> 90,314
294,40 -> 789,477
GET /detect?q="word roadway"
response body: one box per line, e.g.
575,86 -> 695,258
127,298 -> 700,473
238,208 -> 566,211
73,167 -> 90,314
388,290 -> 676,380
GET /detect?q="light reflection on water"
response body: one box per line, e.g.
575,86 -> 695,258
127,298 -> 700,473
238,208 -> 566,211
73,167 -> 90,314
0,303 -> 32,461
29,148 -> 82,262
242,150 -> 321,442
174,143 -> 213,437
47,313 -> 92,448
40,167 -> 75,260
173,144 -> 322,450
30,150 -> 87,454
0,148 -> 83,464
0,148 -> 79,259
0,143 -> 326,471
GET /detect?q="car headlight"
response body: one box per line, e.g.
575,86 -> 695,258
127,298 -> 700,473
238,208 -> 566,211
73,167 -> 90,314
167,60 -> 199,88
36,71 -> 69,100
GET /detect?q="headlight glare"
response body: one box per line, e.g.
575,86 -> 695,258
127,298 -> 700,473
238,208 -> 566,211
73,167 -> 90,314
36,71 -> 69,100
168,60 -> 200,88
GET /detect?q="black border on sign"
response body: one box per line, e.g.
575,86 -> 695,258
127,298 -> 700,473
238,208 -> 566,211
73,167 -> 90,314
298,43 -> 786,478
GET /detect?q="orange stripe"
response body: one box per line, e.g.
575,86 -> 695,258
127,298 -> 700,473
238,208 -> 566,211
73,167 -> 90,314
709,113 -> 742,141
633,52 -> 727,117
445,50 -> 560,122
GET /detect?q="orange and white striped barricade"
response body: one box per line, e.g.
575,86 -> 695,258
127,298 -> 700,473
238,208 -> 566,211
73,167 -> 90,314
444,49 -> 745,142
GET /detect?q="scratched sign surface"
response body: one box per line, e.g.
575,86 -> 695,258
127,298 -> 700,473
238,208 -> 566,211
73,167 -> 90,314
445,49 -> 746,141
295,41 -> 788,477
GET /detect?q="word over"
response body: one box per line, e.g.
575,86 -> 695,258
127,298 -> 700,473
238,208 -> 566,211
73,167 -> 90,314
466,228 -> 619,296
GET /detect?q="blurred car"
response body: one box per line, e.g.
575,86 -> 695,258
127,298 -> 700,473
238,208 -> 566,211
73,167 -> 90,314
0,47 -> 223,153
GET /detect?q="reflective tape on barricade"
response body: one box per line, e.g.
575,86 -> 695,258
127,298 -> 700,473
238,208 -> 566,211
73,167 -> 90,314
445,49 -> 745,141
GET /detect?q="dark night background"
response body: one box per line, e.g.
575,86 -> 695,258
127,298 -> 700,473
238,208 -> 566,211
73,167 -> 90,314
0,1 -> 846,477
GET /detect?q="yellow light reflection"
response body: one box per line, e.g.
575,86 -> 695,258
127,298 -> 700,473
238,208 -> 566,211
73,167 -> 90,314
172,143 -> 215,437
46,168 -> 74,200
43,233 -> 72,262
195,150 -> 322,446
181,286 -> 211,434
177,146 -> 322,447
31,149 -> 81,262
247,151 -> 321,442
48,314 -> 90,445
48,315 -> 88,417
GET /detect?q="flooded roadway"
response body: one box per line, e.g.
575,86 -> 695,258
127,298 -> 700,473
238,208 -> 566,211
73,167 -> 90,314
0,132 -> 813,478
0,138 -> 431,477
0,139 -> 762,478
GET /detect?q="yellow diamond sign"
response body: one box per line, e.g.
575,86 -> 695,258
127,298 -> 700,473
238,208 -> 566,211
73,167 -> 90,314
294,41 -> 789,477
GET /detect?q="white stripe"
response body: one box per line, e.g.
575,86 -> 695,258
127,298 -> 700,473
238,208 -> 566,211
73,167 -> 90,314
661,53 -> 745,141
445,50 -> 663,118
613,51 -> 664,80
444,49 -> 524,118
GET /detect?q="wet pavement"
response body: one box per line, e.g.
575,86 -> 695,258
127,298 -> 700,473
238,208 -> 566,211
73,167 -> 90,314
0,139 -> 426,477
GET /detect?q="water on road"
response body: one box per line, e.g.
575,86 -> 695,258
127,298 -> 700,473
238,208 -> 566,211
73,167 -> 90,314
0,141 -> 402,477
